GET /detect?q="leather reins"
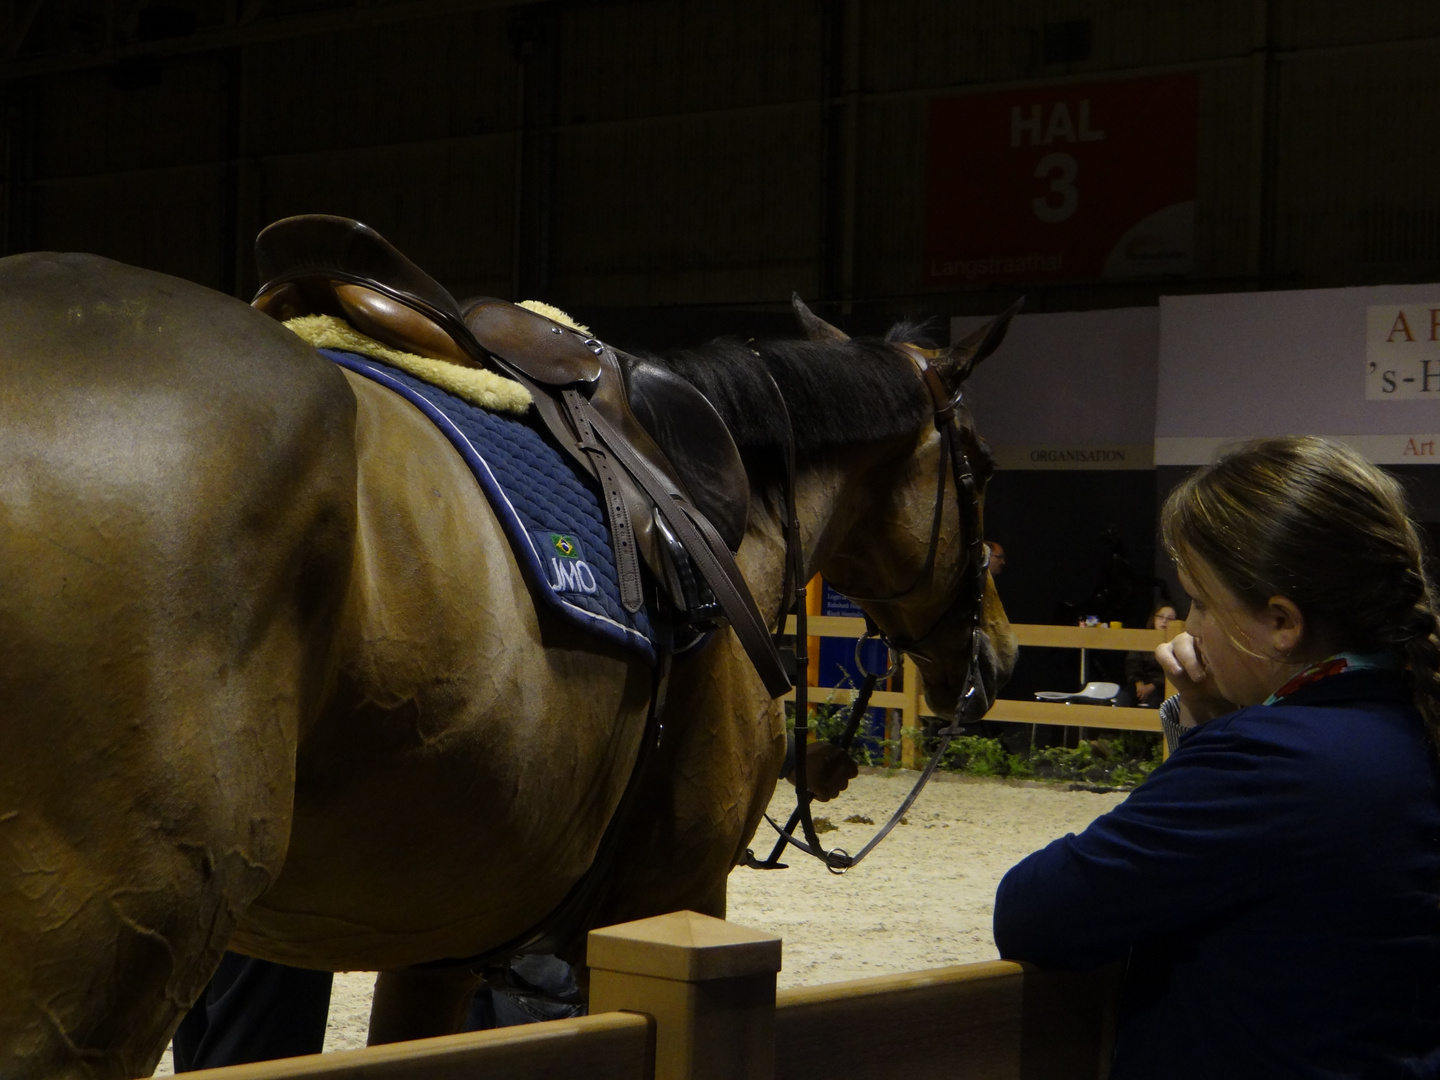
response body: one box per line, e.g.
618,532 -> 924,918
751,343 -> 991,874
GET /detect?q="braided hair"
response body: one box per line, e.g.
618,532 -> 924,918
1161,436 -> 1440,747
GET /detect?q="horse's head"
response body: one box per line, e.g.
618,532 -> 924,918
794,297 -> 1019,722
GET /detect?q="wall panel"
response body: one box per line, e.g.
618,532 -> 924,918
29,166 -> 225,285
1272,0 -> 1440,51
860,0 -> 1255,96
1101,0 -> 1253,70
1272,44 -> 1440,283
1192,63 -> 1258,280
852,96 -> 927,305
861,1 -> 1032,92
555,0 -> 821,125
256,134 -> 517,299
5,0 -> 1440,314
32,55 -> 227,179
243,11 -> 518,159
549,105 -> 821,306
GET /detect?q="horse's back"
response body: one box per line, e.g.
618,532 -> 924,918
0,252 -> 358,1079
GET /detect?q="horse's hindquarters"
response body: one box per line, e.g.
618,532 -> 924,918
0,254 -> 358,1079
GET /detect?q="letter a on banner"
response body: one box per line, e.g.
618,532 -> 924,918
1389,311 -> 1415,343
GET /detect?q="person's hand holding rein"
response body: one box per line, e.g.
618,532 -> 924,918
1155,630 -> 1237,728
785,740 -> 860,801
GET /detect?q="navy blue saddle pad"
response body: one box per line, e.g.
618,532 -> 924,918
325,350 -> 656,662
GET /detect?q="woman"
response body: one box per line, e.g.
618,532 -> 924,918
993,437 -> 1440,1079
1123,603 -> 1177,707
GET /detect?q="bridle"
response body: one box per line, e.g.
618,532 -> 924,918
748,341 -> 993,873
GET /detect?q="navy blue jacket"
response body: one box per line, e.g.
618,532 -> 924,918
994,671 -> 1440,1079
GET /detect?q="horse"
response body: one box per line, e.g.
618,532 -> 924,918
0,250 -> 1017,1080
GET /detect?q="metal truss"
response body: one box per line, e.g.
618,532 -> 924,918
0,0 -> 552,80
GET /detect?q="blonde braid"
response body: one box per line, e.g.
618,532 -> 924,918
1403,611 -> 1440,747
1394,526 -> 1440,748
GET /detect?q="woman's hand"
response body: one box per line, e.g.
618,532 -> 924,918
1154,631 -> 1236,727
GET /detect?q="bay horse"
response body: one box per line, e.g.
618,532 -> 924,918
0,251 -> 1016,1079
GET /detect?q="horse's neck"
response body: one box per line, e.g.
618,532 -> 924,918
736,454 -> 863,627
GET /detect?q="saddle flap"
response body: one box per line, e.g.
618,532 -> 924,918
462,298 -> 604,387
624,360 -> 749,553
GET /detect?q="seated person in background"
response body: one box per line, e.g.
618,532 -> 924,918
992,436 -> 1440,1079
985,540 -> 1005,577
1122,603 -> 1177,707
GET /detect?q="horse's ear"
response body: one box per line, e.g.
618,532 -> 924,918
937,297 -> 1024,383
792,293 -> 850,343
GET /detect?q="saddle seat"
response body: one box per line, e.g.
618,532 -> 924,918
252,214 -> 751,621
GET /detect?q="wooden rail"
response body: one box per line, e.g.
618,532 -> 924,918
781,618 -> 1182,765
180,1012 -> 652,1079
185,912 -> 1119,1080
776,960 -> 1120,1080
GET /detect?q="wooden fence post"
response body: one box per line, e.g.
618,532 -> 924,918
901,655 -> 922,768
589,911 -> 782,1080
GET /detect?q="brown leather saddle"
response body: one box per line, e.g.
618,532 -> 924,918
253,215 -> 788,696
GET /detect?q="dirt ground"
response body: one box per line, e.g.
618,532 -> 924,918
152,771 -> 1125,1075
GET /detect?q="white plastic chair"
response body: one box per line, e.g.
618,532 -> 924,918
1034,681 -> 1120,704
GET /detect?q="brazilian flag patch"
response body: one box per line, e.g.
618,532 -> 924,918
533,529 -> 599,597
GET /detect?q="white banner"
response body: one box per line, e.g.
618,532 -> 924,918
1366,304 -> 1440,400
992,443 -> 1154,470
1156,434 -> 1440,466
1158,285 -> 1440,453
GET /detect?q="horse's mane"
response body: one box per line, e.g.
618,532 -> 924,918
632,327 -> 933,459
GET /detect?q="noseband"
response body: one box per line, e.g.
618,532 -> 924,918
750,342 -> 991,873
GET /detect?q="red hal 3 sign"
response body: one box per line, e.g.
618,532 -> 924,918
924,75 -> 1198,286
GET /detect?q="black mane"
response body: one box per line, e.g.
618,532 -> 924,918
631,331 -> 932,459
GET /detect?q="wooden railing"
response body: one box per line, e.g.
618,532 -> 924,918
179,1013 -> 652,1079
782,618 -> 1183,765
775,959 -> 1120,1080
184,911 -> 1119,1080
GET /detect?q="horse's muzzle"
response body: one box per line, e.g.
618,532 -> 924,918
916,625 -> 1014,722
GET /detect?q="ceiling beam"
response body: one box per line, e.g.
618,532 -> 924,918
3,0 -> 47,61
0,0 -> 551,80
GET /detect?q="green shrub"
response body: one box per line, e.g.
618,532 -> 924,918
935,733 -> 1033,778
787,698 -> 1165,789
784,686 -> 901,768
906,728 -> 1163,788
1026,731 -> 1163,787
